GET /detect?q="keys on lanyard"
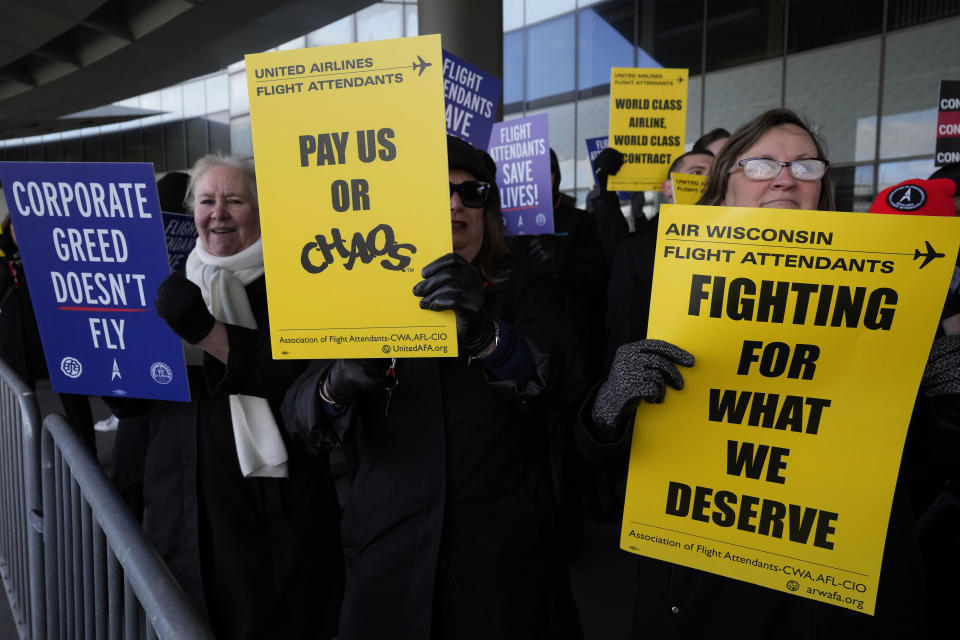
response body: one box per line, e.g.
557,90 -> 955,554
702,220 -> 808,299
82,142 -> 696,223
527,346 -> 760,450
384,357 -> 398,416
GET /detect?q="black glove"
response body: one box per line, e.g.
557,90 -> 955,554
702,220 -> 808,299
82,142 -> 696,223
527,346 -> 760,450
527,236 -> 560,279
412,253 -> 495,355
154,274 -> 216,344
594,147 -> 625,190
323,359 -> 393,405
922,335 -> 960,396
591,339 -> 695,437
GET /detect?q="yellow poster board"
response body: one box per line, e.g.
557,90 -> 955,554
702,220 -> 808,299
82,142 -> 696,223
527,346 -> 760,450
621,204 -> 960,615
670,172 -> 707,205
246,35 -> 457,358
607,68 -> 688,192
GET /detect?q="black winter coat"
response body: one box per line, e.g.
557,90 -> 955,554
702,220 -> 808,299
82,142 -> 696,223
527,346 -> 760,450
283,255 -> 584,640
112,277 -> 343,640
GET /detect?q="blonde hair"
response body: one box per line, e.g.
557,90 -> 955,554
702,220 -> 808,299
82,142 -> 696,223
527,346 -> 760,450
184,154 -> 258,212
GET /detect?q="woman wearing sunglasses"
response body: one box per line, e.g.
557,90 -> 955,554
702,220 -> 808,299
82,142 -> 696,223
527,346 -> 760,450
283,135 -> 583,640
581,109 -> 922,638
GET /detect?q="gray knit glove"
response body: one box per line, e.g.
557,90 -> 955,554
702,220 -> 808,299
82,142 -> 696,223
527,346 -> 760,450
922,335 -> 960,396
591,339 -> 695,438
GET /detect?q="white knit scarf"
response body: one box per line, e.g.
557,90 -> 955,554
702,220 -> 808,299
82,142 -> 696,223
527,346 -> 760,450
186,237 -> 288,479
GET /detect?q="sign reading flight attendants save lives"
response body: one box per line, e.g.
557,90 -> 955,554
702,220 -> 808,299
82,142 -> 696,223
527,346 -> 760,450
935,80 -> 960,166
620,204 -> 960,615
488,113 -> 554,235
246,34 -> 456,359
442,49 -> 501,147
608,68 -> 688,191
0,162 -> 190,401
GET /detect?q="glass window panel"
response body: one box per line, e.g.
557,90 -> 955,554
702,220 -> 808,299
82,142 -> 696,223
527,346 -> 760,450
704,59 -> 782,134
164,122 -> 187,170
878,157 -> 937,191
143,125 -> 164,171
161,86 -> 182,121
405,5 -> 418,36
205,74 -> 229,114
210,117 -> 231,156
831,164 -> 875,212
230,72 -> 250,117
888,0 -> 960,30
357,4 -> 404,42
44,140 -> 64,161
85,136 -> 105,161
526,0 -> 576,24
278,36 -> 306,51
27,145 -> 43,161
575,94 -> 609,189
122,130 -> 142,162
577,3 -> 634,91
186,118 -> 208,167
182,81 -> 205,118
785,38 -> 880,164
527,103 -> 575,191
231,117 -> 254,161
140,91 -> 161,111
504,0 -> 524,31
114,97 -> 139,108
503,30 -> 524,106
787,0 -> 881,53
706,0 -> 785,71
526,15 -> 575,101
100,134 -> 120,162
881,18 -> 960,159
646,0 -> 703,73
578,0 -> 605,7
307,15 -> 354,46
227,59 -> 245,73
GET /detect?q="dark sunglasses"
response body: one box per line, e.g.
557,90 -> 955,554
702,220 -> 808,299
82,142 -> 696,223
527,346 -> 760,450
449,180 -> 491,208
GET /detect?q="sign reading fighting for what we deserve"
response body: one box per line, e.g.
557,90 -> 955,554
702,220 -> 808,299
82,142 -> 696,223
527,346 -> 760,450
488,113 -> 553,235
621,204 -> 960,615
0,162 -> 190,401
246,34 -> 457,359
608,68 -> 688,191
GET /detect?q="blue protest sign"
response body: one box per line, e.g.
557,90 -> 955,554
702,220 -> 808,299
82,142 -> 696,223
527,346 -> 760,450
488,113 -> 554,235
442,50 -> 502,146
0,162 -> 190,401
586,136 -> 631,201
162,211 -> 198,271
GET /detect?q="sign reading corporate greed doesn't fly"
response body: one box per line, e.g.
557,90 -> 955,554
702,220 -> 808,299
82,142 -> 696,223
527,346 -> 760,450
246,35 -> 457,359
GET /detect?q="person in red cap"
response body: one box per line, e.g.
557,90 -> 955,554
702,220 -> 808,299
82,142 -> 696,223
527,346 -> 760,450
869,178 -> 957,217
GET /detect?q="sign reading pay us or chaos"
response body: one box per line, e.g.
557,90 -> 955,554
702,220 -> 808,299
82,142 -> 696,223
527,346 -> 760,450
246,34 -> 456,358
621,204 -> 960,615
607,68 -> 687,192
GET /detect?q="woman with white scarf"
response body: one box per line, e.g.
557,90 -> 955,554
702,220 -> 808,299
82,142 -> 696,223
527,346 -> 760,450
125,155 -> 343,639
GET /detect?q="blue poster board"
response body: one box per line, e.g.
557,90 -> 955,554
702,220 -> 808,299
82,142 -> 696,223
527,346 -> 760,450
0,162 -> 190,401
442,50 -> 502,146
488,113 -> 554,235
586,136 -> 632,201
161,211 -> 198,271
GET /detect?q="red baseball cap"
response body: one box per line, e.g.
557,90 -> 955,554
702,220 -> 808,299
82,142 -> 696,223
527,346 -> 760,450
869,178 -> 957,217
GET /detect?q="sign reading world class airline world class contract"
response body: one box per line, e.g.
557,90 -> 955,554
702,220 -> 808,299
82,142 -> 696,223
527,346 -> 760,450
622,204 -> 960,615
608,67 -> 688,192
0,162 -> 190,401
246,34 -> 456,359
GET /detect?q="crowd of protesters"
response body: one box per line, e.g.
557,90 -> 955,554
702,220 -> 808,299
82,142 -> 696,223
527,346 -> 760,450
2,104 -> 959,639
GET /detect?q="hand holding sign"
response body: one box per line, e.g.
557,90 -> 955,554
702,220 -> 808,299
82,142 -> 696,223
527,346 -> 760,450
155,274 -> 216,345
413,253 -> 494,355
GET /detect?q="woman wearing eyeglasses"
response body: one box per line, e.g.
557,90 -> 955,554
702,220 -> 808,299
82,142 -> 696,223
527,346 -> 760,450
283,135 -> 584,640
580,109 -> 922,638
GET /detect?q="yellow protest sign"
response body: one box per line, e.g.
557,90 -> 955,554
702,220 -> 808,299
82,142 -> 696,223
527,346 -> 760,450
621,204 -> 960,615
607,68 -> 688,192
246,35 -> 456,358
670,172 -> 707,205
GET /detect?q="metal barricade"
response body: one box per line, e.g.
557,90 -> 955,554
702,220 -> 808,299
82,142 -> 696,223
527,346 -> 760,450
0,359 -> 44,640
40,414 -> 214,640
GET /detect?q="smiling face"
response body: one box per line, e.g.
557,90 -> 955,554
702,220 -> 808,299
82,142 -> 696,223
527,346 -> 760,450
192,165 -> 260,257
450,167 -> 485,262
723,124 -> 822,210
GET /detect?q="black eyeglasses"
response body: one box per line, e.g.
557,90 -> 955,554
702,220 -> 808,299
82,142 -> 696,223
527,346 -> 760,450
449,180 -> 491,208
729,157 -> 829,181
